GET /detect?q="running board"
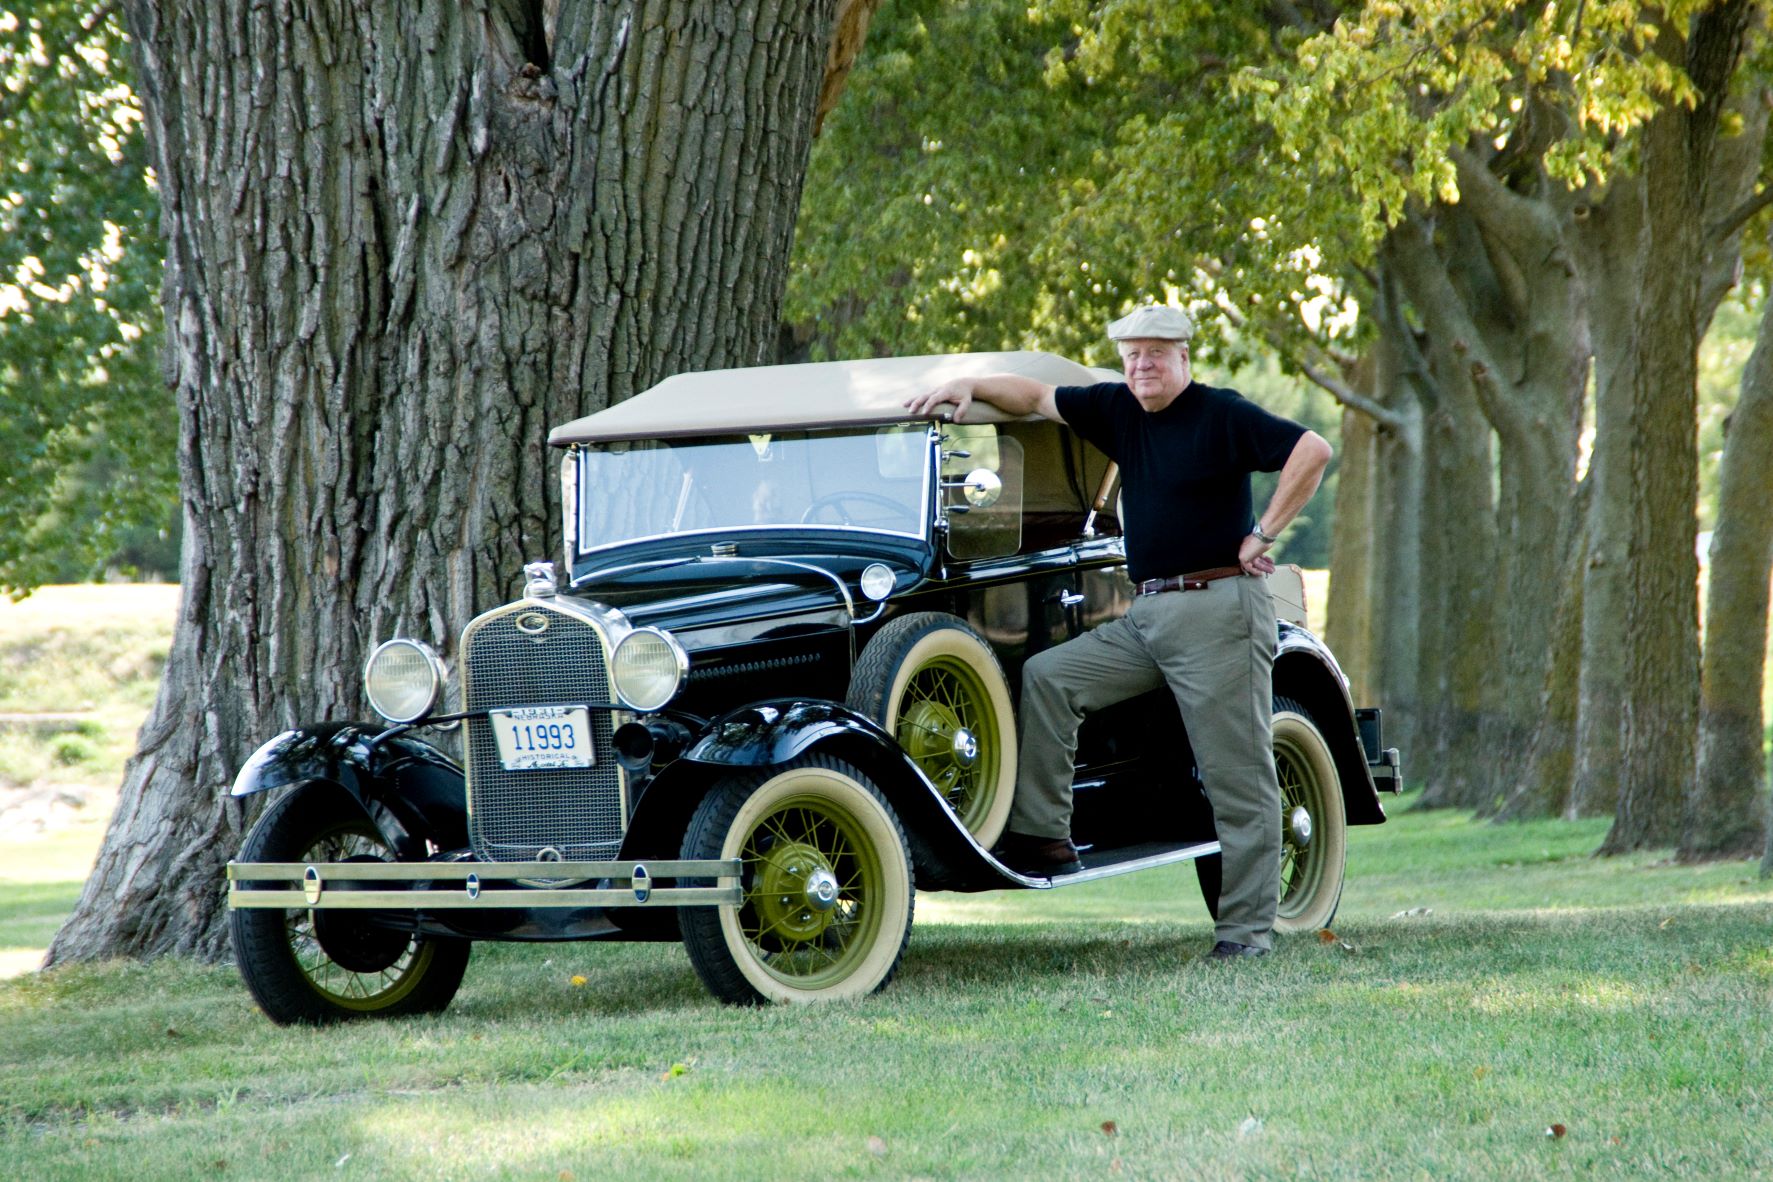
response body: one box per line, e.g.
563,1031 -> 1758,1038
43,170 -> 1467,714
997,840 -> 1222,889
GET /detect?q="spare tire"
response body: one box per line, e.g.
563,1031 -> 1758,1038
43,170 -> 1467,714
847,612 -> 1017,846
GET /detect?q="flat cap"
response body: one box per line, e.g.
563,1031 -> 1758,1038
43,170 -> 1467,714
1106,304 -> 1194,342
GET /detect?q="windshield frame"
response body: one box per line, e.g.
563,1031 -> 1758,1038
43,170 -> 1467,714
565,425 -> 937,561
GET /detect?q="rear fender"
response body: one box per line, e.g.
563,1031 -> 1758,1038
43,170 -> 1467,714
230,722 -> 468,859
623,700 -> 1004,890
1274,627 -> 1386,825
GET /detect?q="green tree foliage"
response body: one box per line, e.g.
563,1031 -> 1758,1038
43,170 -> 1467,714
0,3 -> 173,592
788,1 -> 1361,372
788,0 -> 1120,362
788,0 -> 1350,558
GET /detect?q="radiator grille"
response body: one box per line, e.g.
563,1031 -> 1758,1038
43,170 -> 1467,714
462,603 -> 625,862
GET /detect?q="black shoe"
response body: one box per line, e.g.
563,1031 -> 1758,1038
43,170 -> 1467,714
1208,940 -> 1270,960
993,831 -> 1085,877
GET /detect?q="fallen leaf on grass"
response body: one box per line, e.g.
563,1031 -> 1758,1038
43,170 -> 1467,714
165,1027 -> 180,1038
1317,929 -> 1338,943
558,1172 -> 575,1182
660,1061 -> 692,1081
569,975 -> 588,987
1658,918 -> 1674,929
1472,1066 -> 1490,1080
1100,1121 -> 1118,1137
1546,1123 -> 1567,1139
866,1136 -> 887,1157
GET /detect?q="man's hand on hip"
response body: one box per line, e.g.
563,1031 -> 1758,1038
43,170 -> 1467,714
1238,533 -> 1276,577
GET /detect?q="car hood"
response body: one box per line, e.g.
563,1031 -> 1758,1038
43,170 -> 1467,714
566,552 -> 917,641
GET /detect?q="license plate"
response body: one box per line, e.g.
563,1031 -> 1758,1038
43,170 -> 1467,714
488,706 -> 594,770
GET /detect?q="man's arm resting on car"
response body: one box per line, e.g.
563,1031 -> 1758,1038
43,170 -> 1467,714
905,375 -> 1064,424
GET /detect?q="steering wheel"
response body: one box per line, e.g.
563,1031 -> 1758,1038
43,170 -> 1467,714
800,490 -> 920,529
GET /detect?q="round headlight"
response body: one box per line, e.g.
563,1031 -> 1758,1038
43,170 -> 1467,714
611,628 -> 688,712
363,639 -> 446,723
860,563 -> 896,602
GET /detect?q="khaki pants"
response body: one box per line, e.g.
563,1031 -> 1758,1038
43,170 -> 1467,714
1008,575 -> 1281,949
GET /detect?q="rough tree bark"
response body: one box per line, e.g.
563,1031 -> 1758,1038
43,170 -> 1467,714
1496,481 -> 1588,821
1601,2 -> 1755,854
1567,177 -> 1642,821
1683,244 -> 1773,861
1325,397 -> 1376,704
48,0 -> 867,964
1363,262 -> 1429,769
1554,9 -> 1765,833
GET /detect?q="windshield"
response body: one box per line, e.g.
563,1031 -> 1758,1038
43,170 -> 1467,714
573,427 -> 931,553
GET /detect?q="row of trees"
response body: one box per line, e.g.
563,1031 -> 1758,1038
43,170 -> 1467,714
787,0 -> 1773,864
1,0 -> 1766,961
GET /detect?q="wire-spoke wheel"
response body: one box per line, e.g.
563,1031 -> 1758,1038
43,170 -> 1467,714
230,783 -> 469,1024
847,613 -> 1015,846
680,756 -> 913,1005
1270,696 -> 1346,933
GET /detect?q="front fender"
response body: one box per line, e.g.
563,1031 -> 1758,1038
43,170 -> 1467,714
231,722 -> 468,858
632,699 -> 1008,891
679,699 -> 894,767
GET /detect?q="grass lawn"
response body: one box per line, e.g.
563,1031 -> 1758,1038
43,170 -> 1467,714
3,794 -> 1770,1181
4,583 -> 1771,1179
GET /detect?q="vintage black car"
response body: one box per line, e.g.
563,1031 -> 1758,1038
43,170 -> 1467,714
226,351 -> 1401,1022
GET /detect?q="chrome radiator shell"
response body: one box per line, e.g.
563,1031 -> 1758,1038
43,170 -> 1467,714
460,598 -> 628,863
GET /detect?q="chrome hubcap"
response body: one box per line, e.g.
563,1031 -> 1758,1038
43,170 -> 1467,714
803,867 -> 840,912
950,727 -> 978,767
1287,805 -> 1313,847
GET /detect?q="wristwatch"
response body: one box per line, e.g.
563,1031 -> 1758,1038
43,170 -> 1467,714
1251,521 -> 1279,545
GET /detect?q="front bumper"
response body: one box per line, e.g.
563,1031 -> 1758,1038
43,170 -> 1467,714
227,857 -> 742,910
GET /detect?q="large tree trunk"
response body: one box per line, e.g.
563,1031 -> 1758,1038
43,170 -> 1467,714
1496,480 -> 1589,821
1326,399 -> 1377,703
49,0 -> 846,964
1683,257 -> 1773,861
1600,3 -> 1754,854
1364,262 -> 1429,770
1568,181 -> 1638,820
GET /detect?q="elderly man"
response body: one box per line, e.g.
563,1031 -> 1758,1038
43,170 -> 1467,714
907,306 -> 1332,959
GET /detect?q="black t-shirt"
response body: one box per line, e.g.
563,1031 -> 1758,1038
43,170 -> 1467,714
1055,381 -> 1307,582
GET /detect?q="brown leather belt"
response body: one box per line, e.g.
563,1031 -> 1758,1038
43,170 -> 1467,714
1134,566 -> 1244,596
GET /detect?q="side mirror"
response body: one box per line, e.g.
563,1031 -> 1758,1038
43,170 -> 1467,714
960,468 -> 1002,509
945,438 -> 1023,561
944,468 -> 1002,510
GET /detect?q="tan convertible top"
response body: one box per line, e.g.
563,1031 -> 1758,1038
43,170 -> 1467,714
548,351 -> 1123,446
